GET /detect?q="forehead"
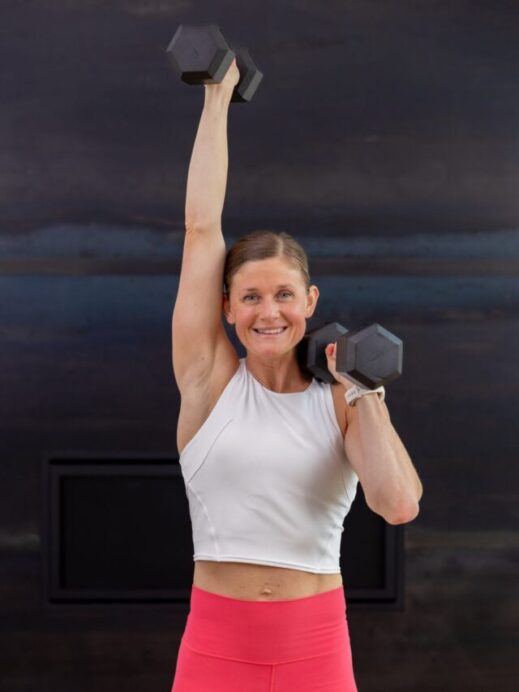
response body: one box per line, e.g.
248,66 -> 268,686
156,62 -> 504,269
233,257 -> 302,287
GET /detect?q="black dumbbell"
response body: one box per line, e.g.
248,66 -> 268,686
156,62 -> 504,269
166,24 -> 263,103
297,322 -> 403,389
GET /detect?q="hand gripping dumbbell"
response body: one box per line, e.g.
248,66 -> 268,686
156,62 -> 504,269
297,322 -> 403,388
166,24 -> 263,103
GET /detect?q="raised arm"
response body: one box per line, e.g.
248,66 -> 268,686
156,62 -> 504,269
185,59 -> 240,230
172,61 -> 240,393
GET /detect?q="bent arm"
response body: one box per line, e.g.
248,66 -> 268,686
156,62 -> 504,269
325,341 -> 422,523
344,396 -> 423,524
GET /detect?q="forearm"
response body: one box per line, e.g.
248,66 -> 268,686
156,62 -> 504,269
350,395 -> 423,522
185,87 -> 232,229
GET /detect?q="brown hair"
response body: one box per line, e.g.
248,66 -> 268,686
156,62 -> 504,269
223,230 -> 310,298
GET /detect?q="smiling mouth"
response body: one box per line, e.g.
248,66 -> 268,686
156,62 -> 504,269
253,327 -> 288,336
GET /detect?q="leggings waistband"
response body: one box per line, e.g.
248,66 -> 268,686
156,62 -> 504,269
182,585 -> 350,665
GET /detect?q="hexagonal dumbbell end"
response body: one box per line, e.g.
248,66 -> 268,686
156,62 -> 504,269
297,322 -> 349,384
166,24 -> 234,85
230,46 -> 264,102
336,323 -> 403,389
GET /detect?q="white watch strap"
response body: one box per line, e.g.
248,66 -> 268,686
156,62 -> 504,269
345,384 -> 386,407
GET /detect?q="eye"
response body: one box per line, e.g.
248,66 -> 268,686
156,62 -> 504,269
280,291 -> 293,298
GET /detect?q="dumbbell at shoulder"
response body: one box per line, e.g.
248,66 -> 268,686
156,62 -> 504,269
298,322 -> 403,389
337,323 -> 403,389
297,322 -> 347,384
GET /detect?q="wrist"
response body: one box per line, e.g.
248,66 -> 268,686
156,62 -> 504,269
344,384 -> 386,407
204,85 -> 233,110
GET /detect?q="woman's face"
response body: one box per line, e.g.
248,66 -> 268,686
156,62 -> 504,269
223,257 -> 319,359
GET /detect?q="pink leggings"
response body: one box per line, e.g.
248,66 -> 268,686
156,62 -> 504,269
171,584 -> 358,692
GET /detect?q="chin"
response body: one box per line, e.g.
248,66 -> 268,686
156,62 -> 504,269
254,344 -> 295,357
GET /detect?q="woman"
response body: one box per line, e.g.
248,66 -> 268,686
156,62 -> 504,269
171,59 -> 423,692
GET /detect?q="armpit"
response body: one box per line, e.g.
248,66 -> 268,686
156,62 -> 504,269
330,381 -> 348,437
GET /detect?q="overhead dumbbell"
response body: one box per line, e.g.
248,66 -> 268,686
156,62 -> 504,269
166,24 -> 264,103
297,322 -> 403,389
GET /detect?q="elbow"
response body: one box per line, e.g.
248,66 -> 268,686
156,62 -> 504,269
386,501 -> 420,525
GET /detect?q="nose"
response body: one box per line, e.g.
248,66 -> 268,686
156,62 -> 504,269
258,297 -> 280,320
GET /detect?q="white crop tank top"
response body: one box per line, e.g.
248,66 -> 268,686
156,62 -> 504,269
179,358 -> 359,574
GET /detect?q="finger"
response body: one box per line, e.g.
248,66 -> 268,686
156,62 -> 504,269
326,342 -> 336,356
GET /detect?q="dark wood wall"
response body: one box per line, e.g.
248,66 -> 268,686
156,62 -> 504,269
1,1 -> 518,690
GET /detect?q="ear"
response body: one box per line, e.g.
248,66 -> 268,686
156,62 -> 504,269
222,293 -> 235,324
305,285 -> 319,318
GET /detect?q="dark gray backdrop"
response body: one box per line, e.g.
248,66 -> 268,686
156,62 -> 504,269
1,1 -> 518,690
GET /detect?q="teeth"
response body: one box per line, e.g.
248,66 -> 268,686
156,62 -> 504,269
256,328 -> 285,334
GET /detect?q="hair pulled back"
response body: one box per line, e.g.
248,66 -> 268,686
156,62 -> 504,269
223,230 -> 310,298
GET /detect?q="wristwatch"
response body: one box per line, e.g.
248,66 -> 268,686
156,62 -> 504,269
345,384 -> 385,407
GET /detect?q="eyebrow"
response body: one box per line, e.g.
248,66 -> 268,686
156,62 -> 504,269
241,284 -> 296,292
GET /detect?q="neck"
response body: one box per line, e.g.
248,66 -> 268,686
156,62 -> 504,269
245,353 -> 312,393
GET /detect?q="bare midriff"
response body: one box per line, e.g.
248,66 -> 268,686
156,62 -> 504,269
193,560 -> 343,601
